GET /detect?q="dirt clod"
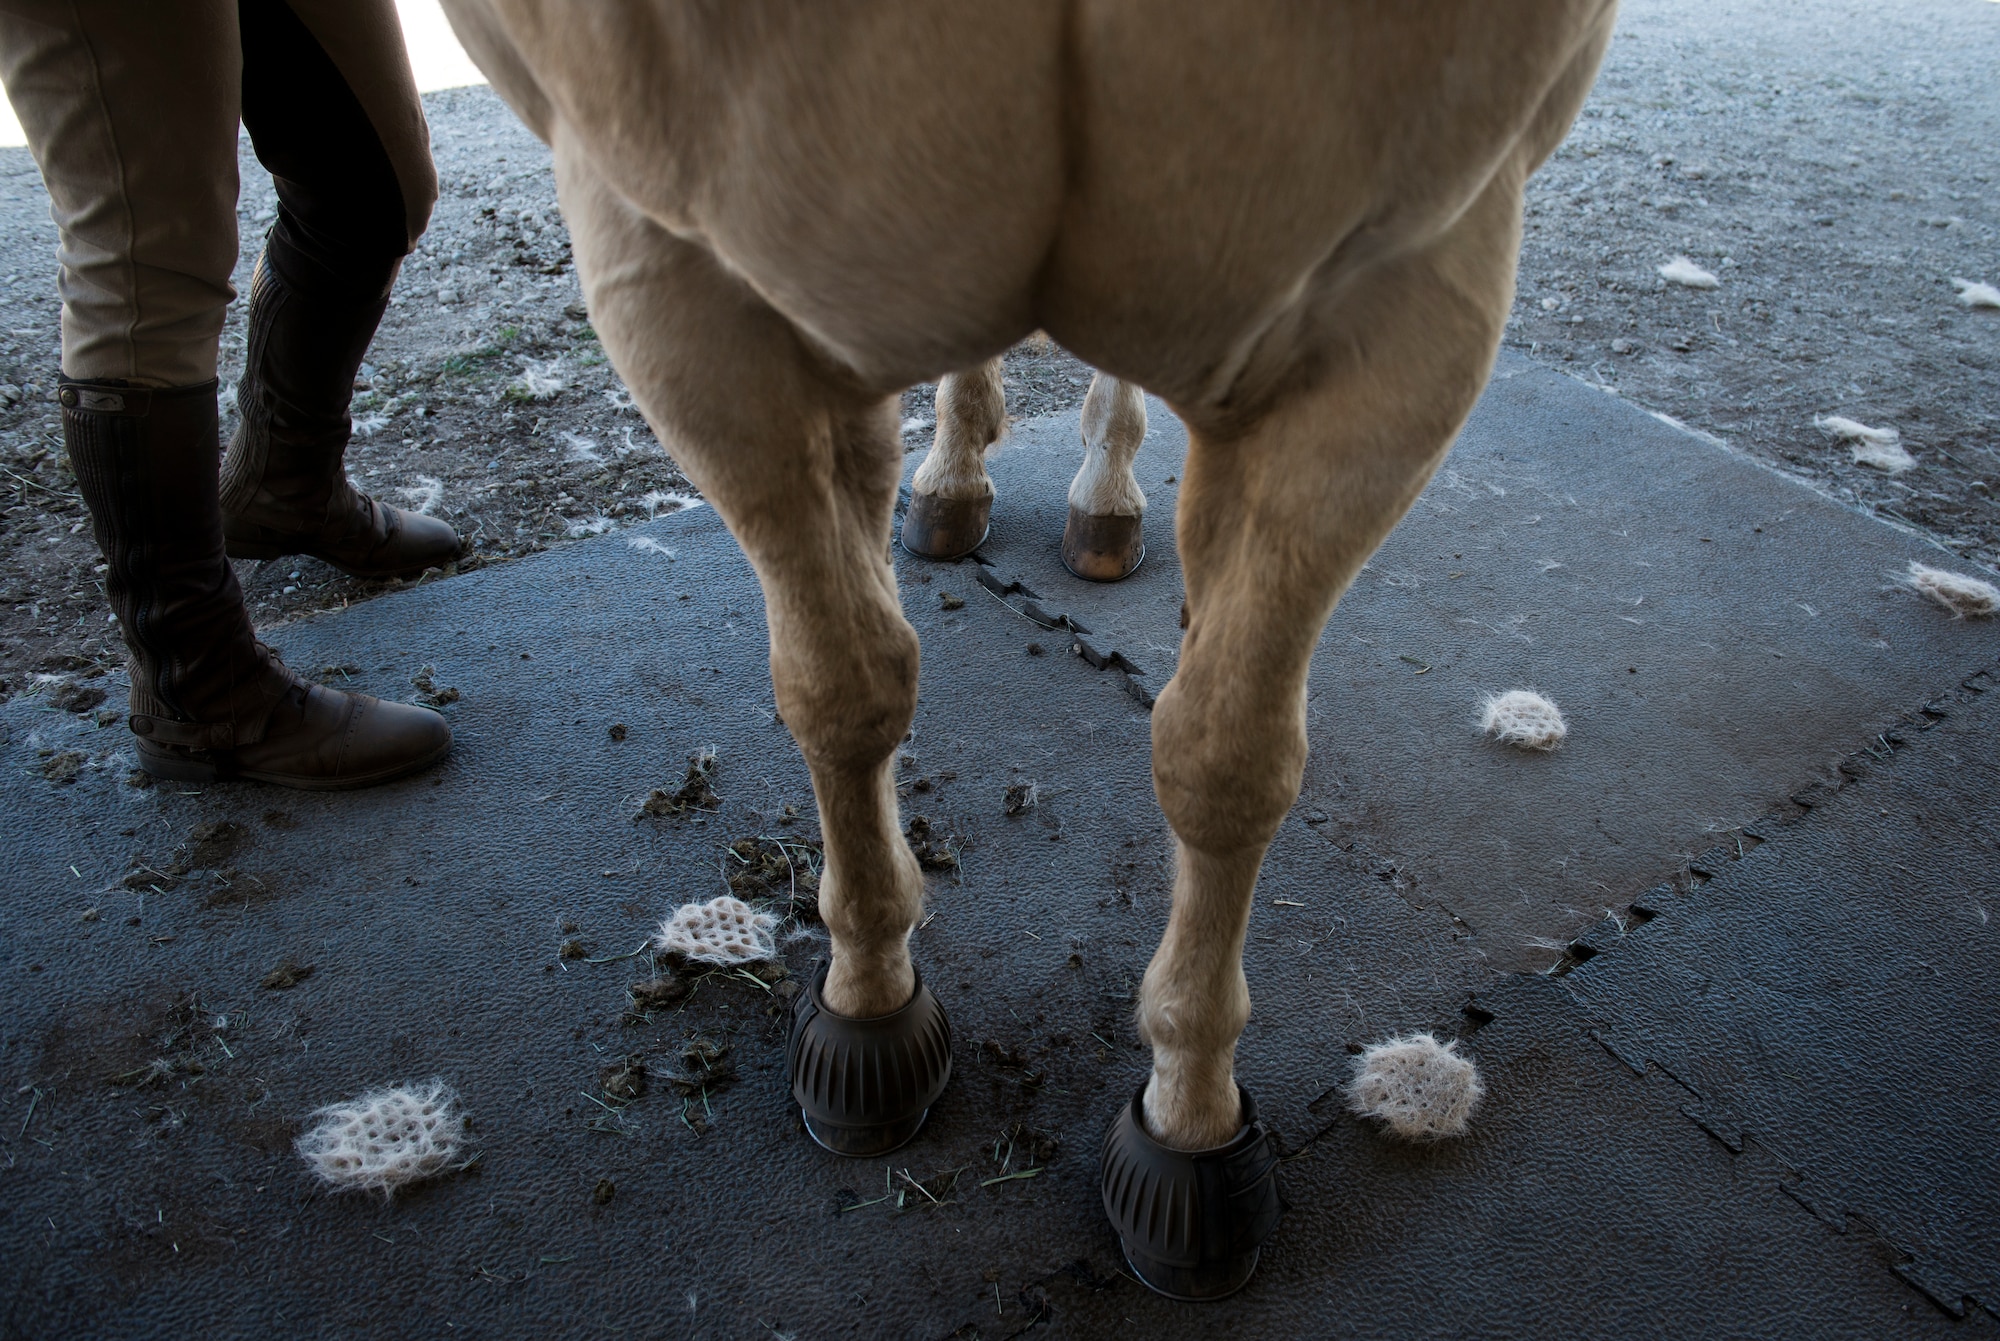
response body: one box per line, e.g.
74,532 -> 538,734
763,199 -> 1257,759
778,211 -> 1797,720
628,977 -> 689,1013
939,591 -> 964,610
124,822 -> 257,898
600,1057 -> 647,1102
260,959 -> 315,990
592,1178 -> 615,1205
640,746 -> 721,817
1003,782 -> 1038,817
723,834 -> 822,918
607,723 -> 627,741
665,1037 -> 736,1096
41,750 -> 84,784
559,938 -> 589,960
409,664 -> 461,707
905,816 -> 960,871
186,821 -> 244,866
45,680 -> 107,714
981,1040 -> 1028,1069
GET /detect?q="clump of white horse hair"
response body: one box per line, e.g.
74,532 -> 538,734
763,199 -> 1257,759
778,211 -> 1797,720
1904,562 -> 1999,618
1814,416 -> 1914,474
653,895 -> 778,964
1347,1033 -> 1485,1141
1951,278 -> 2000,310
296,1079 -> 466,1197
1480,690 -> 1568,751
1657,256 -> 1719,289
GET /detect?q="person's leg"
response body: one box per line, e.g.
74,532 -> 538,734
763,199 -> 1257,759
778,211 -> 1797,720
0,0 -> 451,786
219,0 -> 457,578
0,1 -> 241,385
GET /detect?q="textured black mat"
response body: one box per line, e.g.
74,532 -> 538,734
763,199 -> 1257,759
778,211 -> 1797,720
1,358 -> 1994,1337
1559,670 -> 2000,1320
964,353 -> 2000,969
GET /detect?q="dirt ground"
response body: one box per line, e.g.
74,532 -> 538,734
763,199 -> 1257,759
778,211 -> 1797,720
1,0 -> 1995,702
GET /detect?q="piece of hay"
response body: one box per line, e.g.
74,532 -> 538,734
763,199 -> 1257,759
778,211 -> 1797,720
296,1079 -> 465,1197
652,894 -> 778,964
1814,416 -> 1914,474
1480,690 -> 1568,751
1904,562 -> 1999,618
1347,1033 -> 1484,1141
1951,278 -> 2000,310
1657,256 -> 1719,289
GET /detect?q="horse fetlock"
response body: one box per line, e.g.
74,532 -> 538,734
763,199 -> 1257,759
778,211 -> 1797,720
1142,1048 -> 1246,1151
822,942 -> 918,1019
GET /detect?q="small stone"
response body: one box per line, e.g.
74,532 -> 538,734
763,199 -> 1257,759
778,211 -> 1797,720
80,908 -> 100,922
1610,337 -> 1635,354
939,591 -> 964,610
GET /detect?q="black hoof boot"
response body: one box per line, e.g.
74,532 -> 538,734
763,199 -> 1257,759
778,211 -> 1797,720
1100,1084 -> 1282,1301
789,962 -> 952,1157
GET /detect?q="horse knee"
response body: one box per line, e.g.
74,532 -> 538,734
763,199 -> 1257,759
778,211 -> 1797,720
772,609 -> 920,774
1150,671 -> 1307,855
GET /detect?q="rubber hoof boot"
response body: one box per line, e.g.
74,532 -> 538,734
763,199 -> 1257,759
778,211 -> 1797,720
789,962 -> 952,1157
1060,507 -> 1144,582
900,490 -> 991,561
1100,1084 -> 1282,1301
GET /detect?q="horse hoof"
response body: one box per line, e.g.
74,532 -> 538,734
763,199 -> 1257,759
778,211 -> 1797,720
789,962 -> 953,1158
1060,506 -> 1144,581
1100,1084 -> 1283,1301
900,491 -> 991,560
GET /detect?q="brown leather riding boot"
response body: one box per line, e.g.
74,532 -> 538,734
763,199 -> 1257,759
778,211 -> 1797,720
62,376 -> 452,789
219,237 -> 460,579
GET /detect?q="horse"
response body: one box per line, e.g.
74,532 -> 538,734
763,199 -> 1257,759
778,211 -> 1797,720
440,0 -> 1614,1296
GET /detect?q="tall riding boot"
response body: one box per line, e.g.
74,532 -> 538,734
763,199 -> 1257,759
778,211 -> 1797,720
219,234 -> 460,578
62,376 -> 452,788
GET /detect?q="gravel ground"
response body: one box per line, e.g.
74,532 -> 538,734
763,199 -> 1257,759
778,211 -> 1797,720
1,0 -> 1995,701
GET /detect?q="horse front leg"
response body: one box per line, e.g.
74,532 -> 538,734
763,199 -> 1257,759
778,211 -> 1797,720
554,130 -> 950,1155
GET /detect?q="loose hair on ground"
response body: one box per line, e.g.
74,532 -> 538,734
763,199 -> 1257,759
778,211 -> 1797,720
1903,561 -> 2000,618
1814,416 -> 1914,474
1479,689 -> 1568,751
653,894 -> 779,963
1347,1033 -> 1485,1141
295,1079 -> 466,1197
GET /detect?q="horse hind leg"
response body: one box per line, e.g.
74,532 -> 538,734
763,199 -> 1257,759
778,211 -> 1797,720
902,357 -> 1004,560
1107,172 -> 1529,1300
1062,371 -> 1147,581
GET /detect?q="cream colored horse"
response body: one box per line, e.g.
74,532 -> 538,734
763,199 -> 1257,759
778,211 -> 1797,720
442,0 -> 1612,1284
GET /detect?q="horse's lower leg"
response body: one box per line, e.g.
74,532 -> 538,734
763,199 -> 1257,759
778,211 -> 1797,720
1062,372 -> 1147,580
903,358 -> 1004,560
